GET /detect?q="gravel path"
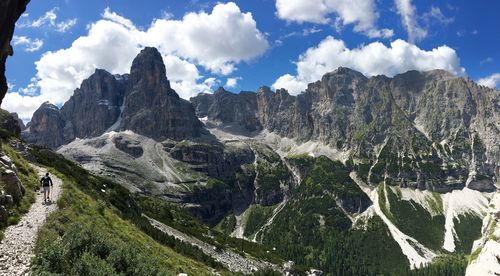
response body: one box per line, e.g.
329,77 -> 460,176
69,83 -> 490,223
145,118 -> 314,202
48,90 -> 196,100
0,165 -> 62,276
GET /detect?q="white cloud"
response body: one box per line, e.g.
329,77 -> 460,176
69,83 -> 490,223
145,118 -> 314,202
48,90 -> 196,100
18,7 -> 77,32
12,36 -> 44,52
395,0 -> 427,43
477,73 -> 500,89
422,6 -> 454,25
275,0 -> 393,38
145,2 -> 268,75
4,3 -> 268,121
225,77 -> 242,88
272,36 -> 464,95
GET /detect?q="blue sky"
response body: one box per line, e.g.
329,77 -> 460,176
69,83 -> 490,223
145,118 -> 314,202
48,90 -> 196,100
4,0 -> 499,121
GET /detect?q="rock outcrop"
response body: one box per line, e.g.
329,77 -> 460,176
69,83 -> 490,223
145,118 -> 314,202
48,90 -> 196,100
0,0 -> 30,105
0,109 -> 22,135
191,87 -> 261,133
0,152 -> 25,225
23,102 -> 66,149
120,47 -> 204,141
10,112 -> 25,131
60,69 -> 127,140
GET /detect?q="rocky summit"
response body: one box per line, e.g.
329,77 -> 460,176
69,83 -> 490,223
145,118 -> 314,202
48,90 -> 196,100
120,47 -> 205,141
23,47 -> 206,148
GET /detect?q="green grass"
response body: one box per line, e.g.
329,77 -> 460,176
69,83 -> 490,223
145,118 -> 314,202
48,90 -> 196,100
32,174 -> 217,275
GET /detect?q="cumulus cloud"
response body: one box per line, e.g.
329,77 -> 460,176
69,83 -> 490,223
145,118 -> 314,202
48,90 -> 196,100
272,36 -> 464,95
275,0 -> 393,38
225,77 -> 242,88
4,3 -> 268,121
12,36 -> 44,52
18,7 -> 77,32
395,0 -> 427,43
145,2 -> 268,74
477,73 -> 500,89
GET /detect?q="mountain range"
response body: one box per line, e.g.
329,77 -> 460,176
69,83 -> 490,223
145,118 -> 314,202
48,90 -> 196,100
20,46 -> 500,274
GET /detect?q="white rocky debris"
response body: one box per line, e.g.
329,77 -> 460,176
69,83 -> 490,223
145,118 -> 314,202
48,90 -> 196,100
442,188 -> 492,252
466,193 -> 500,276
145,215 -> 276,274
371,187 -> 436,269
0,165 -> 62,276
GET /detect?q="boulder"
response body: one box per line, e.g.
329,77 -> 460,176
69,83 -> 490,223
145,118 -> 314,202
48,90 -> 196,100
1,169 -> 24,203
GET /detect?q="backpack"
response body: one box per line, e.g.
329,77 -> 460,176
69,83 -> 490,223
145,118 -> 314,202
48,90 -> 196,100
42,176 -> 51,187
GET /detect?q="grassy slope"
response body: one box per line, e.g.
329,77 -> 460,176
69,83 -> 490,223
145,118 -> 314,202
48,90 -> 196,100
0,142 -> 39,240
33,172 -> 216,275
28,144 -> 285,274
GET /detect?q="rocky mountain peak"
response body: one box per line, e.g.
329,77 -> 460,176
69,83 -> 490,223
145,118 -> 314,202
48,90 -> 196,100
256,86 -> 273,97
24,47 -> 206,147
23,101 -> 65,148
128,46 -> 171,92
214,87 -> 230,95
60,68 -> 126,140
119,47 -> 204,141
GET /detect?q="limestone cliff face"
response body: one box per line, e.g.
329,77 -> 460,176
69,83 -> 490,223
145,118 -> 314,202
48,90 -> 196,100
120,47 -> 204,141
193,68 -> 499,193
24,47 -> 206,148
60,69 -> 127,141
23,102 -> 65,149
0,0 -> 30,106
191,87 -> 261,132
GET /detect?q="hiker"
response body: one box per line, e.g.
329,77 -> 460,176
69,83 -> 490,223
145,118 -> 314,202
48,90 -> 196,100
40,173 -> 53,202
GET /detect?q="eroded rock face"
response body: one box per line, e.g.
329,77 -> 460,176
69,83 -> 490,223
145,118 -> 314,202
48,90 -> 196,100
191,67 -> 498,193
0,152 -> 25,207
22,102 -> 66,149
10,112 -> 25,131
120,47 -> 205,141
0,0 -> 30,105
0,109 -> 22,135
61,69 -> 127,140
113,135 -> 143,158
24,47 -> 207,148
191,87 -> 261,132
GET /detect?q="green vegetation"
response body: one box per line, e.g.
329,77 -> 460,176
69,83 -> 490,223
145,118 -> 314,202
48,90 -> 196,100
215,214 -> 236,236
27,146 -> 223,275
29,145 -> 285,271
0,143 -> 38,235
243,204 -> 275,237
259,155 -> 411,275
408,254 -> 467,275
454,213 -> 483,253
384,185 -> 445,251
255,147 -> 291,205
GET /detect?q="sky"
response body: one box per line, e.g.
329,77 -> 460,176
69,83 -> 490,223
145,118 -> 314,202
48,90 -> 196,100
4,0 -> 500,122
